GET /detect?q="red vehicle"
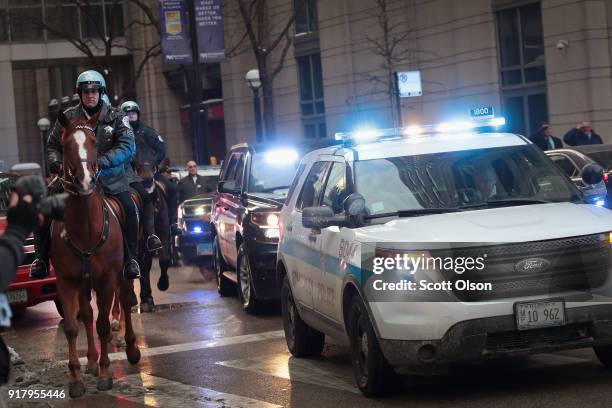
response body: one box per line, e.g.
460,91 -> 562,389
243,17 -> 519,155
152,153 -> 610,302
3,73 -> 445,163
0,172 -> 61,317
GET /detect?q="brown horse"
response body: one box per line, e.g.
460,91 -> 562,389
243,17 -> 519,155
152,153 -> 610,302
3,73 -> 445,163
50,113 -> 140,398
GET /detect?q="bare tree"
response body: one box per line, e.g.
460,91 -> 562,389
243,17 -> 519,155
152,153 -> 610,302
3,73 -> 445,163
227,0 -> 305,140
10,0 -> 161,100
361,0 -> 432,127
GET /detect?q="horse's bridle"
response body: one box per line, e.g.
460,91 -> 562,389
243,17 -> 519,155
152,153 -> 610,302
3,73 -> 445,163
61,124 -> 100,196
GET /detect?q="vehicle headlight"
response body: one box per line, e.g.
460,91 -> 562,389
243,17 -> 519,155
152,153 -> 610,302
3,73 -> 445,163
251,212 -> 280,228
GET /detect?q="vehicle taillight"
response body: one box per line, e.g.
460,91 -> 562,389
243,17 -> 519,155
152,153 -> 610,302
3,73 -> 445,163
604,173 -> 609,183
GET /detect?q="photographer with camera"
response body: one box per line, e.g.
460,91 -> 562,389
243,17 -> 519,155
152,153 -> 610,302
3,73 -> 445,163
0,176 -> 65,386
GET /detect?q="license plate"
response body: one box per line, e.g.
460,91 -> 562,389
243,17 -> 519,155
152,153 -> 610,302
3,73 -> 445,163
197,243 -> 213,256
6,289 -> 27,304
515,299 -> 565,331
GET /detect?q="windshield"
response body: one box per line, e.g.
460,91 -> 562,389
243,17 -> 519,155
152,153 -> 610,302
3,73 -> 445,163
355,146 -> 580,216
0,174 -> 17,217
248,153 -> 300,196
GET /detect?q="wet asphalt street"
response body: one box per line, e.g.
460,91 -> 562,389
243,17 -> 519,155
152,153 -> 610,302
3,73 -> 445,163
2,263 -> 612,408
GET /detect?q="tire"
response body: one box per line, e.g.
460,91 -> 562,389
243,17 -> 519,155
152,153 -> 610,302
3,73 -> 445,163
594,345 -> 612,368
281,275 -> 325,357
54,299 -> 64,318
347,295 -> 402,397
214,236 -> 233,297
237,244 -> 261,313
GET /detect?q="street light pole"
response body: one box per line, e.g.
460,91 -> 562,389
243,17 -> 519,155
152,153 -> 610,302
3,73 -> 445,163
253,88 -> 263,143
187,0 -> 210,164
37,117 -> 50,179
245,69 -> 263,143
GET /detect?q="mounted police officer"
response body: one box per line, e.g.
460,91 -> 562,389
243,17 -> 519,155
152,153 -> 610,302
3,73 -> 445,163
30,70 -> 142,280
120,101 -> 163,253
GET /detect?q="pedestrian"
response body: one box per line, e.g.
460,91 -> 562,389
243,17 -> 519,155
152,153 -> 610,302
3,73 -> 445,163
530,123 -> 563,151
178,161 -> 213,202
120,100 -> 163,252
157,160 -> 180,235
30,70 -> 141,280
563,121 -> 604,146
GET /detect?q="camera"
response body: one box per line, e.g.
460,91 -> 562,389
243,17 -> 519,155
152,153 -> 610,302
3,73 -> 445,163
13,176 -> 66,221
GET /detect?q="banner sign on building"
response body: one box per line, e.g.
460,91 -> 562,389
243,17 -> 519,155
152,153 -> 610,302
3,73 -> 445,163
195,0 -> 226,63
160,0 -> 192,64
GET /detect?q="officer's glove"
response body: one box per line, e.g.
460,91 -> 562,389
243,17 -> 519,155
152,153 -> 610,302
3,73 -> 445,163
98,156 -> 111,169
7,198 -> 39,235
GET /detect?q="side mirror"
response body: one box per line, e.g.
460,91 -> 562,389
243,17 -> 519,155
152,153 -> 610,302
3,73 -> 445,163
302,207 -> 345,230
343,193 -> 366,216
581,163 -> 604,185
219,180 -> 240,195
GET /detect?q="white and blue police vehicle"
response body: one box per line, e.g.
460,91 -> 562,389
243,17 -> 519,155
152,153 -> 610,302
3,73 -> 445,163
276,117 -> 612,396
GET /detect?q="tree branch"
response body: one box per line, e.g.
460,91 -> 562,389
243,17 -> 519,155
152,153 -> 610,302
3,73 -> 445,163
270,33 -> 293,80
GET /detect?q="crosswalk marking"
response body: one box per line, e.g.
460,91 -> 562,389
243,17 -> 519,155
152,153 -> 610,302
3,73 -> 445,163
57,330 -> 285,366
216,352 -> 359,394
106,372 -> 282,408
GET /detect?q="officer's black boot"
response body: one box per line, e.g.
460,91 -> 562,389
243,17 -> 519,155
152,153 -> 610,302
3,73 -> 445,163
144,201 -> 162,252
123,216 -> 141,280
30,225 -> 51,279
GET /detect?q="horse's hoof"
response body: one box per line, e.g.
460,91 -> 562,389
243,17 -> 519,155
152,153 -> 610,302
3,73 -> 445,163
140,302 -> 155,313
96,376 -> 113,391
69,381 -> 86,398
85,363 -> 99,377
111,319 -> 120,332
127,345 -> 141,365
157,274 -> 169,291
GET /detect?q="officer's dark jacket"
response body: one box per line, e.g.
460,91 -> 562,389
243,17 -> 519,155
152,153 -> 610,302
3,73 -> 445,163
47,103 -> 135,194
563,128 -> 604,146
126,121 -> 166,184
0,225 -> 26,292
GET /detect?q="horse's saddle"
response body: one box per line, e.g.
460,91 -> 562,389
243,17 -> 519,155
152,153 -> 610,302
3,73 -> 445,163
105,189 -> 144,229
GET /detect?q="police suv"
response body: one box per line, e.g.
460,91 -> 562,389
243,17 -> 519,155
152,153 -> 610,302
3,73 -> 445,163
276,117 -> 612,396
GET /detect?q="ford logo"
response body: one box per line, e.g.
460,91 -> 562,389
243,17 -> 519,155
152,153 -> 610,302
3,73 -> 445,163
515,258 -> 551,274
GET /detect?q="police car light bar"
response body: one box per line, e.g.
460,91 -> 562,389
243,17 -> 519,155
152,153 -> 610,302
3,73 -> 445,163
334,116 -> 506,142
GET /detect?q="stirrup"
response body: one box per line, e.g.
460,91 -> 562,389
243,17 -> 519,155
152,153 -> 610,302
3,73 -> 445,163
146,234 -> 163,252
123,259 -> 141,280
29,259 -> 49,279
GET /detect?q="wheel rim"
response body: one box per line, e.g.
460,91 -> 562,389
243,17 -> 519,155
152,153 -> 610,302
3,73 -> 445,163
239,252 -> 251,305
284,291 -> 296,349
356,315 -> 369,378
214,240 -> 222,288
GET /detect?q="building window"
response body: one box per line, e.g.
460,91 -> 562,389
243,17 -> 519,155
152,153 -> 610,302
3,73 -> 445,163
0,0 -> 124,43
496,2 -> 547,136
297,53 -> 326,138
8,1 -> 44,42
294,0 -> 318,35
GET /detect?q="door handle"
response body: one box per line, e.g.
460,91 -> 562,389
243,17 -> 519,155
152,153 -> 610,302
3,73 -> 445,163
308,233 -> 317,243
223,206 -> 229,211
286,225 -> 293,232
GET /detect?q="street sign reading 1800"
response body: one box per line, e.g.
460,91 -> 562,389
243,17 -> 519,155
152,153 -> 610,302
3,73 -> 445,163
396,71 -> 422,98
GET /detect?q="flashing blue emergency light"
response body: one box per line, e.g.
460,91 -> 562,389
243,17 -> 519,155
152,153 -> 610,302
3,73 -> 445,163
334,116 -> 507,143
192,226 -> 203,234
596,199 -> 606,207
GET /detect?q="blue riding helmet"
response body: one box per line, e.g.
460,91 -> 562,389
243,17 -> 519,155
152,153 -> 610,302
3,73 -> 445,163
120,101 -> 140,113
76,70 -> 106,93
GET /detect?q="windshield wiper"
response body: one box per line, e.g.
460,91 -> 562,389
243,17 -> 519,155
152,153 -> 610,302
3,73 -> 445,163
367,207 -> 463,219
459,198 -> 552,209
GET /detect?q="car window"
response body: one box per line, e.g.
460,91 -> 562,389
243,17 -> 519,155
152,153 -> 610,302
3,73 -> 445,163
225,153 -> 242,181
321,162 -> 348,214
285,162 -> 307,205
550,155 -> 579,178
297,162 -> 330,210
234,154 -> 246,188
